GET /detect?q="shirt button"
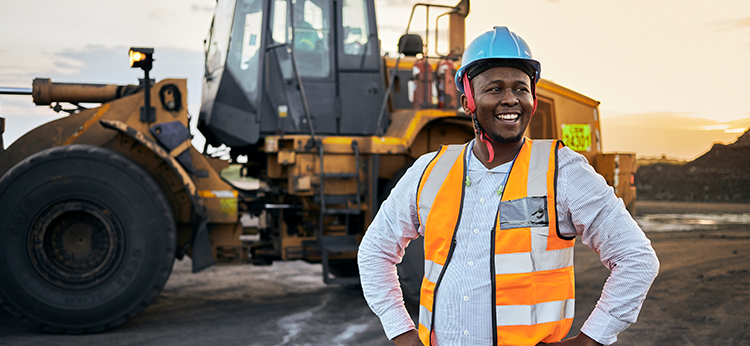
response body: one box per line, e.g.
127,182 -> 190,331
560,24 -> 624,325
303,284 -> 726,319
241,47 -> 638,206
473,228 -> 479,234
468,261 -> 474,267
463,296 -> 469,301
464,330 -> 469,336
479,198 -> 485,203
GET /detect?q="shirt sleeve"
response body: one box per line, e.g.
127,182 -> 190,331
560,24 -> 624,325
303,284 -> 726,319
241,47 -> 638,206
556,147 -> 660,345
357,153 -> 435,340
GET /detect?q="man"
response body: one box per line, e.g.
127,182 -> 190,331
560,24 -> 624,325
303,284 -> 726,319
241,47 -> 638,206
358,27 -> 659,346
293,0 -> 321,52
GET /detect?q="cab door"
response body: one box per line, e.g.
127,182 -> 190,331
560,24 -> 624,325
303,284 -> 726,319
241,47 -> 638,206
336,0 -> 387,135
200,0 -> 266,147
264,0 -> 337,135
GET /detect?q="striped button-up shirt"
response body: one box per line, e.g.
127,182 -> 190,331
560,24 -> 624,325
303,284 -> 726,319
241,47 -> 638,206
358,140 -> 659,345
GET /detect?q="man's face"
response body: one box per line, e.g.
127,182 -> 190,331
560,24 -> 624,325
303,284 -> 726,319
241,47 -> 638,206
462,66 -> 534,144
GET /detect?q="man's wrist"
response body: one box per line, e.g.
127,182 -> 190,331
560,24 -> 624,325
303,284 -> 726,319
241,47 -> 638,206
575,331 -> 603,346
392,329 -> 422,346
539,332 -> 603,346
580,305 -> 629,345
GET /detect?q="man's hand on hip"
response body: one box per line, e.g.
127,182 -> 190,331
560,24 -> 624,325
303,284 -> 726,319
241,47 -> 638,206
392,329 -> 424,346
537,332 -> 603,346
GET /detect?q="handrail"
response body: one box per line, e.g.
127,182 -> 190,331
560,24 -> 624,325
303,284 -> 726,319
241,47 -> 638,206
266,42 -> 316,142
374,2 -> 457,136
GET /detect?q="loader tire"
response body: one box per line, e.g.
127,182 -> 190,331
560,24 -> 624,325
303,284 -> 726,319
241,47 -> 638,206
0,144 -> 176,333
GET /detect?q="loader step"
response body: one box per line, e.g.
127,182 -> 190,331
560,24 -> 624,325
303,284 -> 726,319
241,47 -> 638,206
317,235 -> 359,253
306,236 -> 361,285
325,276 -> 360,285
314,194 -> 357,205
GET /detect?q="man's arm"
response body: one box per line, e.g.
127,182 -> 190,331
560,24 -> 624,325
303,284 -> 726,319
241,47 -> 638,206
556,148 -> 659,345
358,154 -> 433,342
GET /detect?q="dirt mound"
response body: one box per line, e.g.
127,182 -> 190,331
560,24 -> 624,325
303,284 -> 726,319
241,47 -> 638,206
636,128 -> 750,202
731,128 -> 750,147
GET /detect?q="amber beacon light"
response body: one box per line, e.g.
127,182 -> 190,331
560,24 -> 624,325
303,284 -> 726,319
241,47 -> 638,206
129,47 -> 155,122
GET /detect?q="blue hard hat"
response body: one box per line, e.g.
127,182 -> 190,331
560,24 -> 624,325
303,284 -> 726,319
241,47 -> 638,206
455,26 -> 541,94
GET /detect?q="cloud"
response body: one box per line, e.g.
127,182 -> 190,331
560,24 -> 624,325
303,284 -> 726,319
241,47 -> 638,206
1,45 -> 207,147
147,7 -> 178,21
379,24 -> 408,33
191,3 -> 216,13
729,17 -> 750,28
710,17 -> 750,30
600,112 -> 750,159
47,45 -> 204,85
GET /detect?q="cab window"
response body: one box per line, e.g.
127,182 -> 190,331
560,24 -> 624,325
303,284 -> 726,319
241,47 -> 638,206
339,0 -> 377,70
227,0 -> 264,100
291,0 -> 331,78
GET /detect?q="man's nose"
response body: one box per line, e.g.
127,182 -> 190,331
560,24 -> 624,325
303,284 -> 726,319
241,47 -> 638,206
500,90 -> 519,106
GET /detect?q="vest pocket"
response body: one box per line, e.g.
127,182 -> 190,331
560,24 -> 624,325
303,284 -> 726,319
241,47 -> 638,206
498,196 -> 549,230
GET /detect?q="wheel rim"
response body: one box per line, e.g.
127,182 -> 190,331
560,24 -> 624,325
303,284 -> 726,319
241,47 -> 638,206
29,200 -> 125,290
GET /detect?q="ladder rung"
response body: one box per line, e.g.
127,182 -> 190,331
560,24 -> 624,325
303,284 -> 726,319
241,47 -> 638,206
322,244 -> 359,253
323,276 -> 360,285
324,208 -> 360,215
318,235 -> 358,247
315,194 -> 356,205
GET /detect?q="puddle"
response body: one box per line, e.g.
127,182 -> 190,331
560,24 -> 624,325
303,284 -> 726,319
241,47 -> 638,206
636,213 -> 750,232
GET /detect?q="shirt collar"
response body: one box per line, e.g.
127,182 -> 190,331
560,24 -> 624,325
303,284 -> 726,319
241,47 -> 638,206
467,139 -> 512,173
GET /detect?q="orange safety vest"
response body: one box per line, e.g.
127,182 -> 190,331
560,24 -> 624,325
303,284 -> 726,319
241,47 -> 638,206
416,139 -> 575,346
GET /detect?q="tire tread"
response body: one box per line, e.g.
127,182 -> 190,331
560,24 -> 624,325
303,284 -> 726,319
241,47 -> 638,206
0,145 -> 177,334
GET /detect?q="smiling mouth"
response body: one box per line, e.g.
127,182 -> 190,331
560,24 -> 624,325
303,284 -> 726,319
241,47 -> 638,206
495,113 -> 519,121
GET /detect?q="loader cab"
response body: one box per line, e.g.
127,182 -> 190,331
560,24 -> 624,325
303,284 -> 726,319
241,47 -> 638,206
199,0 -> 387,148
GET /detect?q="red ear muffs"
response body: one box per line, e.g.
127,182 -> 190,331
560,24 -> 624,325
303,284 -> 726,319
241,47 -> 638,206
531,82 -> 538,116
462,75 -> 476,113
464,74 -> 495,162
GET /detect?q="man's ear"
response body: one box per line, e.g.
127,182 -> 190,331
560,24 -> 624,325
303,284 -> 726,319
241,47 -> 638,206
460,93 -> 469,114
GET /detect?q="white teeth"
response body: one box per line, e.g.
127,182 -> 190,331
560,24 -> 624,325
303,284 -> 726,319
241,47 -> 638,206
496,114 -> 519,120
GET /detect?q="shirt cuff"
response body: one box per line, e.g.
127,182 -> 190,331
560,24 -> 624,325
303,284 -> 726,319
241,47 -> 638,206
379,305 -> 417,340
580,306 -> 631,345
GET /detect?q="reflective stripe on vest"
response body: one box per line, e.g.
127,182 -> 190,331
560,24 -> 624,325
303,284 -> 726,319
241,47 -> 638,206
416,139 -> 574,346
416,144 -> 468,345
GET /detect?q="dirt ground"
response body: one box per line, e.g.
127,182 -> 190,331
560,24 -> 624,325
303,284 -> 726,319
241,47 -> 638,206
570,201 -> 750,345
1,201 -> 749,345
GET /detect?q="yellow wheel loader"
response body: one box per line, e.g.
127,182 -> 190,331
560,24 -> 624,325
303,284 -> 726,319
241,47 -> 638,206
0,0 -> 635,332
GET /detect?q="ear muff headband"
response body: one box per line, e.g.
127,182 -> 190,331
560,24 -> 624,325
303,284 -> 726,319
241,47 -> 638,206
462,74 -> 476,113
463,74 -> 496,162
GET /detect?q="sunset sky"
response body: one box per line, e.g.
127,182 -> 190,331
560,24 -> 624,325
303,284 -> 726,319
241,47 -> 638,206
1,0 -> 749,160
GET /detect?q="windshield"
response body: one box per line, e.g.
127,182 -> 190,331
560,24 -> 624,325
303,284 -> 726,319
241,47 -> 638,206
226,0 -> 264,105
270,0 -> 331,78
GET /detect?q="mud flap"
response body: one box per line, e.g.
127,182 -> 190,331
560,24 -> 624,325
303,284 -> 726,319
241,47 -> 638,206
191,216 -> 214,273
